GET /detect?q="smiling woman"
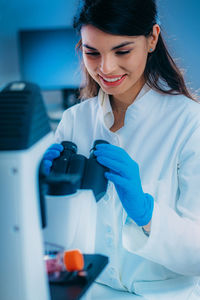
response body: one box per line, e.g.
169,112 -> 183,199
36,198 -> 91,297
73,0 -> 195,103
42,0 -> 200,299
81,25 -> 159,107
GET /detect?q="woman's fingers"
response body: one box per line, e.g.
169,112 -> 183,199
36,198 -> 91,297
105,171 -> 128,187
43,150 -> 61,160
49,143 -> 64,152
96,155 -> 129,177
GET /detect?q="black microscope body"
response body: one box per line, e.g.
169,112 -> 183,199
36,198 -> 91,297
46,140 -> 109,202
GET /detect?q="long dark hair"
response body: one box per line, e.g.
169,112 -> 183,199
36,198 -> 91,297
73,0 -> 196,101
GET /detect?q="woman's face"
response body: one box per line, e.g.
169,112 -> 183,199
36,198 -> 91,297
81,25 -> 159,104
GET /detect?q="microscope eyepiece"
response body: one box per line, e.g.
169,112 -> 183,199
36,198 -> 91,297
46,140 -> 109,201
90,140 -> 109,157
61,141 -> 77,153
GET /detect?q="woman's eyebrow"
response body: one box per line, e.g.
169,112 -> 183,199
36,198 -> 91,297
112,42 -> 135,50
82,41 -> 135,51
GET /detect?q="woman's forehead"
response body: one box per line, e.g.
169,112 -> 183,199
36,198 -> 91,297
81,25 -> 142,48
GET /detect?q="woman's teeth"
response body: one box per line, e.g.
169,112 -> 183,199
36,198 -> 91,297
102,75 -> 123,82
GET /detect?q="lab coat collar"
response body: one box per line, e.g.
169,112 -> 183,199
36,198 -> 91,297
98,88 -> 114,129
97,84 -> 152,129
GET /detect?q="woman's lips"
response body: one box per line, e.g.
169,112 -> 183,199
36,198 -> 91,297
99,74 -> 127,86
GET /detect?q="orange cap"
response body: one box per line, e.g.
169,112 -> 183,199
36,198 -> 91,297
63,249 -> 84,272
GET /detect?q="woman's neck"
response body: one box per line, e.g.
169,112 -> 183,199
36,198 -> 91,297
110,78 -> 146,113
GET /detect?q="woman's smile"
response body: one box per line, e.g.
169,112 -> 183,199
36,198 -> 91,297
98,74 -> 127,86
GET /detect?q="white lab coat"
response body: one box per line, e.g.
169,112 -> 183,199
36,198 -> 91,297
54,86 -> 200,299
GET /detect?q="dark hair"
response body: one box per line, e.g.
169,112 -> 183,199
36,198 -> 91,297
73,0 -> 196,101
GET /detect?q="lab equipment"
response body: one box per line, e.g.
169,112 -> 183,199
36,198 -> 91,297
44,242 -> 66,275
45,140 -> 109,201
49,253 -> 108,300
64,249 -> 84,272
94,143 -> 154,226
44,244 -> 108,300
18,27 -> 82,109
0,81 -> 53,300
42,143 -> 64,175
42,139 -> 109,254
0,81 -> 108,300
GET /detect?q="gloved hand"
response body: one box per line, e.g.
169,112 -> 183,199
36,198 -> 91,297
42,143 -> 64,175
94,144 -> 154,226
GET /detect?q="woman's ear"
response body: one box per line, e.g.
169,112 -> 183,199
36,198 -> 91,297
148,24 -> 160,52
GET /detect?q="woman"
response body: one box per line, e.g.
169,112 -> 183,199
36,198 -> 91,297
43,0 -> 200,298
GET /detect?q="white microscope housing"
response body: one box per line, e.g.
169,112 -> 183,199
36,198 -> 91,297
0,81 -> 107,300
0,82 -> 53,300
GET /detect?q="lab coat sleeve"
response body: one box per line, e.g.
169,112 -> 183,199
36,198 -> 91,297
54,109 -> 74,143
122,124 -> 200,276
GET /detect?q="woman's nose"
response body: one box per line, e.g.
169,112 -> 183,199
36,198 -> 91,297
99,55 -> 116,75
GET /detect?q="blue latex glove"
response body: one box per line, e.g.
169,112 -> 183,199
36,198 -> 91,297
42,143 -> 64,175
94,144 -> 154,226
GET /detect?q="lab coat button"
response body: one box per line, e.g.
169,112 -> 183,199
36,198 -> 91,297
106,237 -> 114,247
106,225 -> 112,233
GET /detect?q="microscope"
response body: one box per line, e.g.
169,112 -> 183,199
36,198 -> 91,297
0,82 -> 108,300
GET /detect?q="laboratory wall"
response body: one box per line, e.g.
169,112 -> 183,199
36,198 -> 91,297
0,0 -> 200,96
